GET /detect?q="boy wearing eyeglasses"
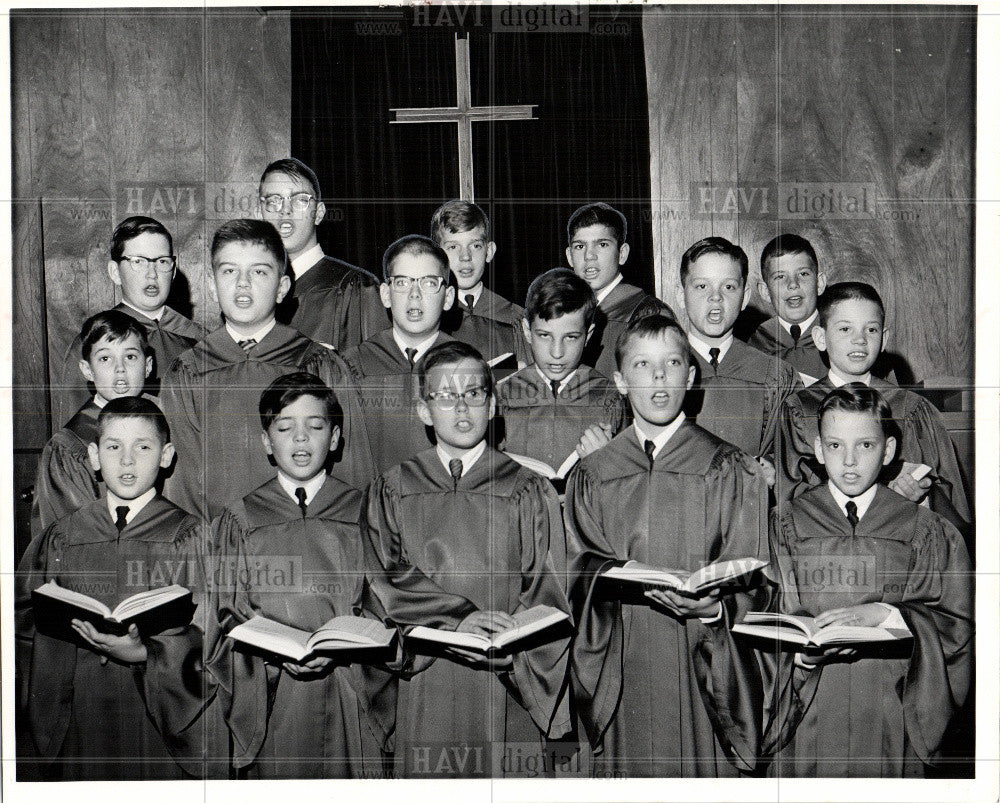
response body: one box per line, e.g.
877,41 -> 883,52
342,235 -> 460,478
53,216 -> 205,424
362,340 -> 572,778
258,158 -> 388,350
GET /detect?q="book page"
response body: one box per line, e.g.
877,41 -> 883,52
110,584 -> 189,620
310,615 -> 395,648
34,581 -> 111,618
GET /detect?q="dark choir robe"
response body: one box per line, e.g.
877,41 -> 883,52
208,476 -> 394,778
778,376 -> 971,529
342,328 -> 452,479
15,495 -> 212,780
54,302 -> 205,424
565,424 -> 769,778
496,365 -> 627,478
160,323 -> 375,520
763,485 -> 973,777
685,337 -> 801,460
442,290 -> 530,369
748,316 -> 827,385
278,253 -> 389,351
362,448 -> 573,778
585,281 -> 669,379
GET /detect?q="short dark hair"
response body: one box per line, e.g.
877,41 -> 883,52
210,219 -> 288,273
97,396 -> 170,444
525,268 -> 597,327
381,234 -> 451,283
110,216 -> 173,263
567,202 -> 627,245
259,157 -> 321,199
258,372 -> 342,433
80,310 -> 150,362
615,313 -> 691,371
759,234 -> 818,279
417,340 -> 494,400
817,383 -> 895,439
817,281 -> 885,328
430,199 -> 491,242
680,236 -> 749,284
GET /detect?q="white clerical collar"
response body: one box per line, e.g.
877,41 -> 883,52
277,470 -> 327,506
778,309 -> 818,336
459,282 -> 484,309
121,298 -> 164,321
827,481 -> 878,519
633,414 -> 685,460
595,273 -> 624,306
688,331 -> 735,365
291,243 -> 324,280
106,487 -> 156,527
226,318 -> 276,347
828,366 -> 871,387
436,440 -> 487,477
391,327 -> 440,363
534,364 -> 579,394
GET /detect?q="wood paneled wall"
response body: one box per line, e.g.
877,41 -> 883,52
644,6 -> 974,383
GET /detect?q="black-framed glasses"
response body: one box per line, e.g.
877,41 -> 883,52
426,386 -> 490,410
118,255 -> 176,274
388,275 -> 446,294
259,192 -> 315,212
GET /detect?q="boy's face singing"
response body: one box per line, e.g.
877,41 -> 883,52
79,333 -> 152,404
258,171 -> 325,260
566,223 -> 629,294
613,329 -> 695,433
438,225 -> 496,292
812,299 -> 885,378
758,252 -> 826,325
107,231 -> 174,314
262,394 -> 340,484
521,309 -> 594,383
678,252 -> 751,343
815,408 -> 896,497
417,358 -> 495,454
380,252 -> 455,340
88,417 -> 174,501
213,241 -> 291,336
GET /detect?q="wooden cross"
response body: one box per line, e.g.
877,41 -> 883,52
391,34 -> 536,202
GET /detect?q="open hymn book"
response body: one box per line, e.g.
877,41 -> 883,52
228,615 -> 397,662
32,581 -> 195,638
505,450 -> 580,482
733,611 -> 912,648
601,557 -> 768,596
406,605 -> 570,653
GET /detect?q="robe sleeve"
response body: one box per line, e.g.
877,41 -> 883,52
159,358 -> 207,519
776,395 -> 822,504
53,337 -> 91,428
901,398 -> 971,525
897,514 -> 974,764
30,435 -> 99,536
602,383 -> 628,435
353,276 -> 391,348
502,476 -> 573,738
760,362 -> 803,461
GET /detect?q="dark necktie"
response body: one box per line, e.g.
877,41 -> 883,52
464,294 -> 475,313
789,324 -> 802,345
845,500 -> 859,531
295,486 -> 308,518
238,338 -> 257,353
708,347 -> 720,372
644,439 -> 656,469
404,347 -> 418,368
449,458 -> 463,489
550,379 -> 561,400
114,505 -> 129,533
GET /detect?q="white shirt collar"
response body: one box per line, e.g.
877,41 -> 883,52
633,415 -> 685,460
778,309 -> 818,336
106,487 -> 156,527
688,331 -> 735,365
533,364 -> 579,394
93,394 -> 109,409
436,440 -> 487,478
226,318 -> 277,348
391,327 -> 440,363
120,298 -> 164,321
290,243 -> 324,280
459,282 -> 484,309
595,273 -> 624,306
276,470 -> 327,506
828,366 -> 871,387
827,481 -> 878,519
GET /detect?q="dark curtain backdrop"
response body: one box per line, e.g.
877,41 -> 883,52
291,6 -> 653,308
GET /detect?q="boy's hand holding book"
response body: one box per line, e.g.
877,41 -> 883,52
448,610 -> 517,671
889,461 -> 933,503
576,422 -> 613,459
71,620 -> 147,665
644,587 -> 722,620
282,655 -> 338,678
